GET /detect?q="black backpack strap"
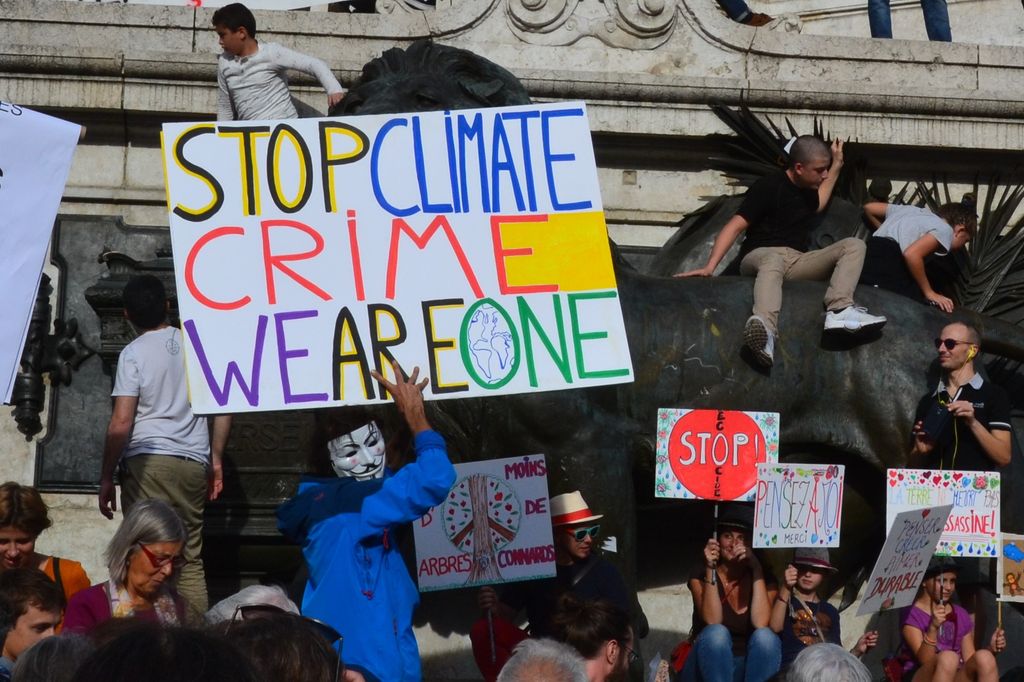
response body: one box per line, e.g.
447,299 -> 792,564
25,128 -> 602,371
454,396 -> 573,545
51,557 -> 63,595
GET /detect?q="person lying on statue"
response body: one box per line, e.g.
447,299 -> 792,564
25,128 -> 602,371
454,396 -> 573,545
471,491 -> 642,682
276,363 -> 455,682
860,197 -> 976,312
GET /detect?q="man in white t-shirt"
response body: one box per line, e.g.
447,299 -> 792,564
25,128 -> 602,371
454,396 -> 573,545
212,3 -> 345,121
859,200 -> 975,312
98,275 -> 232,616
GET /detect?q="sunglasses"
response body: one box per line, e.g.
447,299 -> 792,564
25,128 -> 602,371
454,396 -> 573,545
568,525 -> 600,542
137,544 -> 186,570
934,338 -> 971,351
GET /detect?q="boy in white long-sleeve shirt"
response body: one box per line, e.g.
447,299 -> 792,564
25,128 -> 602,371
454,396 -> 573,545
212,3 -> 345,121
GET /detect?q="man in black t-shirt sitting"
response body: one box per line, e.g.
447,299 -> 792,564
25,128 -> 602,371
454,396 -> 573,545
676,135 -> 886,367
470,491 -> 635,682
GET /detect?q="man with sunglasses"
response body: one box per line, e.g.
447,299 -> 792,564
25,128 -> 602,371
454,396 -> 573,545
472,491 -> 635,681
910,322 -> 1012,644
911,322 -> 1012,472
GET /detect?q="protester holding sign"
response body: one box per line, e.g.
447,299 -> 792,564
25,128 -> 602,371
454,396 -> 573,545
681,504 -> 781,682
275,362 -> 455,682
896,557 -> 1005,682
769,548 -> 876,669
471,491 -> 638,682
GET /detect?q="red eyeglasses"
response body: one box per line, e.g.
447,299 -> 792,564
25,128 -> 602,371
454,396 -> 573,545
137,544 -> 186,570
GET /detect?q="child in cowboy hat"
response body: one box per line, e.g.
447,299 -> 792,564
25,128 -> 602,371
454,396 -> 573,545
770,547 -> 877,669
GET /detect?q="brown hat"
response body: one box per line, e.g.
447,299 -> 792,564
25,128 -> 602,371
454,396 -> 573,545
550,491 -> 603,526
792,547 -> 838,572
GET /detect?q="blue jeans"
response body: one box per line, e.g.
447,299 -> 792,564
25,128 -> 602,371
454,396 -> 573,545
680,625 -> 781,682
867,0 -> 951,41
716,0 -> 752,22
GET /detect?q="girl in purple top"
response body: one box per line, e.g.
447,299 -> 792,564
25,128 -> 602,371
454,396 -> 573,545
899,558 -> 1005,682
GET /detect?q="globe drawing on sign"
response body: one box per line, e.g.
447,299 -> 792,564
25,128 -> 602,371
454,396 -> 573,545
465,304 -> 516,385
442,474 -> 521,583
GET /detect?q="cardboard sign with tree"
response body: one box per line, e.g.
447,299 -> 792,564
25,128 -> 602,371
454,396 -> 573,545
414,455 -> 555,591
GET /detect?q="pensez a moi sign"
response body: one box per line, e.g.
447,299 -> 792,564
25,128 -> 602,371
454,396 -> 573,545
161,103 -> 633,413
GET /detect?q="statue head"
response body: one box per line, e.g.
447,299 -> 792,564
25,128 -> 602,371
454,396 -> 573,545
332,40 -> 530,117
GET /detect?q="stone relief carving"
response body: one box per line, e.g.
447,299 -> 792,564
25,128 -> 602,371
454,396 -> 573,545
376,0 -> 500,19
507,0 -> 677,49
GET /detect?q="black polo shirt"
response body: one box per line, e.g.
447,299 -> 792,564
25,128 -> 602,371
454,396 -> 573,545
736,171 -> 822,257
913,373 -> 1012,471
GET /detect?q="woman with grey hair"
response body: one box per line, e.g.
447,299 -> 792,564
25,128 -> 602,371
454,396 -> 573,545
63,499 -> 187,632
497,639 -> 589,682
787,643 -> 871,682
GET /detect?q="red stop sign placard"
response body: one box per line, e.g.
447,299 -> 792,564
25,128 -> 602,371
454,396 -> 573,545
668,409 -> 766,500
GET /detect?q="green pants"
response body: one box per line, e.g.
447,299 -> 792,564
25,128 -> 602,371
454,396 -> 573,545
120,454 -> 208,620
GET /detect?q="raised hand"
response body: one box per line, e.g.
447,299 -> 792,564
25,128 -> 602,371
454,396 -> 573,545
855,630 -> 878,656
784,564 -> 798,590
370,361 -> 431,433
703,538 -> 720,568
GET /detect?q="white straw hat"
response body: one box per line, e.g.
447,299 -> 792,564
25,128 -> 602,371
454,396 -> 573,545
549,491 -> 603,526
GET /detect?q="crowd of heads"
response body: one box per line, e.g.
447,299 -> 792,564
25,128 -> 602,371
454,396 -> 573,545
0,487 -> 369,682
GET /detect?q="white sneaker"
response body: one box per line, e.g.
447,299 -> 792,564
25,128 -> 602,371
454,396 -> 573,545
824,305 -> 887,333
744,315 -> 775,367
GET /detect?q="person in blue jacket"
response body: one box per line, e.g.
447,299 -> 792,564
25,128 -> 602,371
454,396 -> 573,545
276,363 -> 455,682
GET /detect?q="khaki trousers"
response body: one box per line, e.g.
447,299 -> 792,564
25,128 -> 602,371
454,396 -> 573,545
738,238 -> 866,334
120,454 -> 209,619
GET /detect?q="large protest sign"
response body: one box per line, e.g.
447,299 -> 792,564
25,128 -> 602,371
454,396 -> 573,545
753,464 -> 844,548
998,533 -> 1024,602
858,504 -> 952,616
655,409 -> 779,502
0,103 -> 80,403
161,103 -> 633,413
886,469 -> 1000,557
413,455 -> 555,592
